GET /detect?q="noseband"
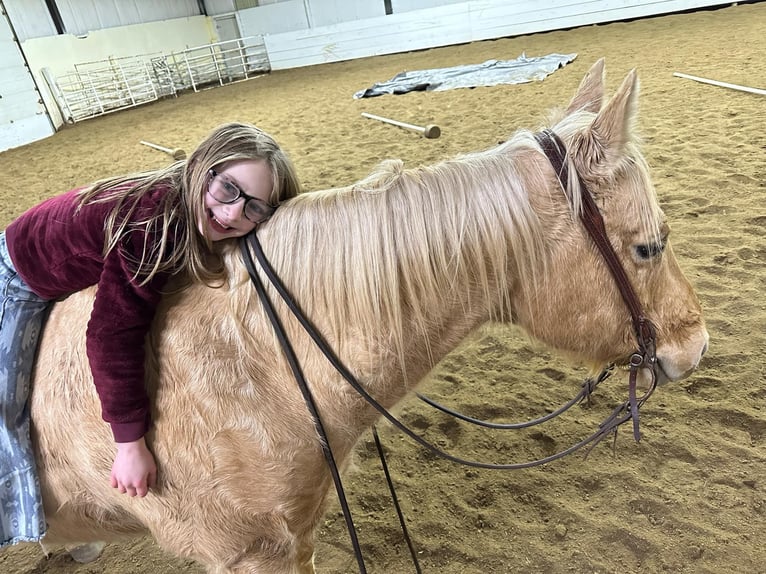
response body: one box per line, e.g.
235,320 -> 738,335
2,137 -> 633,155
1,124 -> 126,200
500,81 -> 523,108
533,128 -> 659,439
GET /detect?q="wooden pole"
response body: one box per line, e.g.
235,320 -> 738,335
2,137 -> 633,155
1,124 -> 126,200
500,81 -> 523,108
140,140 -> 187,160
361,112 -> 441,139
673,72 -> 766,96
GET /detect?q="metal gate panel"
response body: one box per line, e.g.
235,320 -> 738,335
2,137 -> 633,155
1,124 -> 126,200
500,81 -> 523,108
41,36 -> 270,124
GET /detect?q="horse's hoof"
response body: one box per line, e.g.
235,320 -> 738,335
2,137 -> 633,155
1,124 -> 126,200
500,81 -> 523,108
66,541 -> 106,563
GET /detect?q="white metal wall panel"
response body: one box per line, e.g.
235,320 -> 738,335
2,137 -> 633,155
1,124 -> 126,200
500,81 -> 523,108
205,0 -> 238,16
52,0 -> 200,37
467,0 -> 736,43
308,0 -> 385,27
2,0 -> 56,41
0,8 -> 53,152
237,1 -> 309,35
262,3 -> 470,69
236,1 -> 385,33
4,0 -> 201,40
467,0 -> 624,42
264,0 -> 737,70
392,0 -> 464,12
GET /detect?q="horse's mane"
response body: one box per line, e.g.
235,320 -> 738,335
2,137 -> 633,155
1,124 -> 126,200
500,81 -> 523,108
225,105 -> 661,374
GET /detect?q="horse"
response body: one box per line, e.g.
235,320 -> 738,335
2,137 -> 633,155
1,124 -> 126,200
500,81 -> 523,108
28,59 -> 708,573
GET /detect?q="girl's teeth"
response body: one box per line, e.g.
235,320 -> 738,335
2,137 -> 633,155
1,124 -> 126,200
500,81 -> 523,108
213,215 -> 230,229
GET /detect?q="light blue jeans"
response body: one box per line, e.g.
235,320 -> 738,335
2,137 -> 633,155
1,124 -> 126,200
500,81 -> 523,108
0,231 -> 50,547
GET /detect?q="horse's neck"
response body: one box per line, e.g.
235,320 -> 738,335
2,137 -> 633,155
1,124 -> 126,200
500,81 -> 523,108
232,147 -> 545,437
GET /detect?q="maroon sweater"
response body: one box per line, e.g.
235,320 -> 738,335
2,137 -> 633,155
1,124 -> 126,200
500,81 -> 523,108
5,187 -> 178,443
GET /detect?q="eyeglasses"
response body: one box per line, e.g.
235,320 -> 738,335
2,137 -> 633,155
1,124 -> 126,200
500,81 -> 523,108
207,169 -> 276,224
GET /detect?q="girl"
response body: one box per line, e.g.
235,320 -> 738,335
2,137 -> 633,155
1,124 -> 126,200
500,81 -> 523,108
0,122 -> 301,548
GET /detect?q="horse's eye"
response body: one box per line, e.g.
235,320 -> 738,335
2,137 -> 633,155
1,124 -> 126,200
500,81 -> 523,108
635,242 -> 665,260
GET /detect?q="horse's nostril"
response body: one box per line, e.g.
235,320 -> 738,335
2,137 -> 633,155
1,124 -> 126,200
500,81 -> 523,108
702,341 -> 709,356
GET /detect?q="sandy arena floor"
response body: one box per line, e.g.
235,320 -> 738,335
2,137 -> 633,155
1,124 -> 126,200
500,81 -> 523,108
1,3 -> 764,573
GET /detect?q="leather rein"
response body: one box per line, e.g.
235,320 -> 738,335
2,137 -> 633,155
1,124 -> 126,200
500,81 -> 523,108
238,128 -> 660,573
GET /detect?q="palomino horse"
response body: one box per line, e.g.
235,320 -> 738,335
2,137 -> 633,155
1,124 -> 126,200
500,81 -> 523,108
29,60 -> 707,573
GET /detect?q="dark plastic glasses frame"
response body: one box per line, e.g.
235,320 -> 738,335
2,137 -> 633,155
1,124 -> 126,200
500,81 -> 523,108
207,169 -> 276,223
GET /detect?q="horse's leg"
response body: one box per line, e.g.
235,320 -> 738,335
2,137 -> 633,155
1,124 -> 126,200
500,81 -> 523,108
206,539 -> 316,574
65,541 -> 106,563
213,554 -> 315,574
147,508 -> 317,574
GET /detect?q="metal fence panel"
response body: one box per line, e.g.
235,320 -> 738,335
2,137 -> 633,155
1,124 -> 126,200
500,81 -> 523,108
43,36 -> 269,124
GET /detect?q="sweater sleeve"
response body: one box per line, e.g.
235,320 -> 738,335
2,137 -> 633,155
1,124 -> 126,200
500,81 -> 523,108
85,235 -> 170,443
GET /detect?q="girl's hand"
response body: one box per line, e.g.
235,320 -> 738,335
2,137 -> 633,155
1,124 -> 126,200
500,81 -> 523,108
110,437 -> 157,497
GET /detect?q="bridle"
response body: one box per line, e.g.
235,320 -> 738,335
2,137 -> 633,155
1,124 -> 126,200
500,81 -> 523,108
533,128 -> 659,440
238,128 -> 661,573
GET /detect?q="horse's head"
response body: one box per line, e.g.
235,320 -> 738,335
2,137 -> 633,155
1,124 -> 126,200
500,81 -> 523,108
513,59 -> 708,384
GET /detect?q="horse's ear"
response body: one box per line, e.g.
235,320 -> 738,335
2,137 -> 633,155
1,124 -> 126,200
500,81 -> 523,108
568,68 -> 638,180
591,68 -> 639,155
565,58 -> 605,115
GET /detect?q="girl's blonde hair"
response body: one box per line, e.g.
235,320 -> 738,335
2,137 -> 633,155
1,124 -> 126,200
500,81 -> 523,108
77,122 -> 301,286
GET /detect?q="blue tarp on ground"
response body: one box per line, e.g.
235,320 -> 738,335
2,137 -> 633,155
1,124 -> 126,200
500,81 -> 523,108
353,52 -> 577,99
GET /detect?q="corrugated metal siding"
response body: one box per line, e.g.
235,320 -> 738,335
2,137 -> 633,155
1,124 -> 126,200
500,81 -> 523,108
5,0 -> 202,40
236,0 -> 310,35
0,7 -> 53,152
466,0 -> 728,42
205,0 -> 238,16
308,0 -> 385,27
253,3 -> 470,69
2,0 -> 56,40
235,0 -> 259,9
260,0 -> 737,70
58,0 -> 200,35
392,0 -> 464,11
